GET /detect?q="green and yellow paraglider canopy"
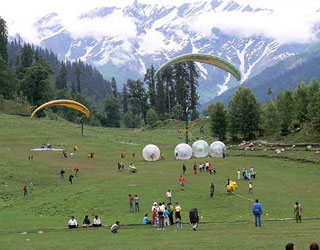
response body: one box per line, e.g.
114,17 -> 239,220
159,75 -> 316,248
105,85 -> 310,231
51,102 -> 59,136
30,100 -> 90,118
154,53 -> 241,81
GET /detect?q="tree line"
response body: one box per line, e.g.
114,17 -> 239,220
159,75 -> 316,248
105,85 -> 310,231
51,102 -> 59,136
103,63 -> 200,128
206,78 -> 320,141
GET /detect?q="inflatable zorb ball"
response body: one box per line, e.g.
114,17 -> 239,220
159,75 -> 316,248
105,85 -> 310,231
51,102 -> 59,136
175,143 -> 193,160
209,141 -> 226,157
142,144 -> 160,161
192,140 -> 209,158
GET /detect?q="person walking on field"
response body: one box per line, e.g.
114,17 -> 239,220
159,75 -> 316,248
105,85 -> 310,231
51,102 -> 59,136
189,208 -> 200,231
74,166 -> 79,177
178,175 -> 186,190
60,168 -> 65,178
166,189 -> 172,204
237,169 -> 241,180
134,195 -> 139,212
294,201 -> 302,223
210,182 -> 215,198
23,184 -> 27,196
252,199 -> 262,227
69,174 -> 74,184
129,194 -> 134,212
182,164 -> 187,175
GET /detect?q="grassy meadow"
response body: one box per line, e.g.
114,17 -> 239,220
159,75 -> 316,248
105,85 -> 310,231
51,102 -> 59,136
1,113 -> 320,250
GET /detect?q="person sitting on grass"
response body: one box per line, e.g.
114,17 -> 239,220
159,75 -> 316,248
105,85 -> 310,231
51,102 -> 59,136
129,163 -> 137,173
93,215 -> 102,227
111,221 -> 120,233
143,214 -> 151,224
82,215 -> 91,227
68,216 -> 78,228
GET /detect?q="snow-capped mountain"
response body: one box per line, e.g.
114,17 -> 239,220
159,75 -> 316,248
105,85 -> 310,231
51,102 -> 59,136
31,0 -> 315,104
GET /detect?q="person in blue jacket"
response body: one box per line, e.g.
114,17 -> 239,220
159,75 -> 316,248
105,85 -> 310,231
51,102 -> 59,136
143,214 -> 151,224
252,199 -> 262,227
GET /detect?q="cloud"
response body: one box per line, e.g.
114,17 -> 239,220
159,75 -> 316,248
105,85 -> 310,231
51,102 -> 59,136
186,0 -> 320,44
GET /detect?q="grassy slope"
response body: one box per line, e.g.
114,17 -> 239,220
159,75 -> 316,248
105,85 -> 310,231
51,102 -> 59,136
1,113 -> 320,250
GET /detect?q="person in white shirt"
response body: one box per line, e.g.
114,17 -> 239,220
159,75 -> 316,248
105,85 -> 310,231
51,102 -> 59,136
111,221 -> 120,233
249,182 -> 253,194
237,169 -> 241,180
93,215 -> 102,227
151,202 -> 157,212
68,216 -> 78,228
166,189 -> 172,204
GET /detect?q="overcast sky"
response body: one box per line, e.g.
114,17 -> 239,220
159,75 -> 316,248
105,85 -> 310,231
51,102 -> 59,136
1,0 -> 320,44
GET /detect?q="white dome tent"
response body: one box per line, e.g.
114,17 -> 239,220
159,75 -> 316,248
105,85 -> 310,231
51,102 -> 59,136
142,144 -> 161,161
192,140 -> 209,158
209,141 -> 226,158
175,143 -> 193,160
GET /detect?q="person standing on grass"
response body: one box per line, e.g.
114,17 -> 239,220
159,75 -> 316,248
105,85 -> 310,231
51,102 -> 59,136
249,182 -> 253,194
178,175 -> 186,190
175,202 -> 182,228
167,203 -> 174,225
285,243 -> 296,250
60,168 -> 65,178
129,194 -> 134,212
134,194 -> 139,212
294,201 -> 302,223
252,199 -> 262,227
69,174 -> 74,184
210,182 -> 215,198
237,169 -> 241,180
193,163 -> 198,175
166,189 -> 172,204
157,203 -> 165,230
23,184 -> 27,196
182,164 -> 187,175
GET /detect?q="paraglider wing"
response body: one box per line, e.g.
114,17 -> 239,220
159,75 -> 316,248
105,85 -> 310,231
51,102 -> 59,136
30,100 -> 90,118
154,53 -> 241,81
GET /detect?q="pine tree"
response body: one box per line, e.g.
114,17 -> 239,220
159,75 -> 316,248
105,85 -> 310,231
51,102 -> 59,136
294,82 -> 309,124
111,77 -> 117,97
0,56 -> 17,99
155,73 -> 166,115
174,63 -> 189,114
146,108 -> 159,126
104,96 -> 120,127
228,86 -> 260,139
127,79 -> 148,124
210,101 -> 227,141
20,58 -> 53,105
121,84 -> 129,113
187,62 -> 199,120
145,65 -> 156,107
277,90 -> 295,136
75,63 -> 81,93
261,100 -> 280,136
0,16 -> 8,62
55,62 -> 68,90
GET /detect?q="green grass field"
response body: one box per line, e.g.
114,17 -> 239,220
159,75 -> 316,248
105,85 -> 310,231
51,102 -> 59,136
1,113 -> 320,250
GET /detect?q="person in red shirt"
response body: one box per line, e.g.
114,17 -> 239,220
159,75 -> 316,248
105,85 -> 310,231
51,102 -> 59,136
193,163 -> 197,175
178,176 -> 185,190
23,185 -> 27,196
129,194 -> 134,212
74,166 -> 79,177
